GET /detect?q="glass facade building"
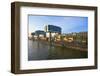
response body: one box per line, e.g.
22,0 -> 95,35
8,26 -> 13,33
45,25 -> 61,34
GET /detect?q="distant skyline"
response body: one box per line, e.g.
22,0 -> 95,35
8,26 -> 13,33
28,15 -> 88,34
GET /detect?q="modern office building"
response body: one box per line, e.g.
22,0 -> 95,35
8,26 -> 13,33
44,25 -> 61,33
44,25 -> 61,37
44,25 -> 62,41
30,30 -> 46,40
35,30 -> 46,36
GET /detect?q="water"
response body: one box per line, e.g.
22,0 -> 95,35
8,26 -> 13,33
28,40 -> 88,61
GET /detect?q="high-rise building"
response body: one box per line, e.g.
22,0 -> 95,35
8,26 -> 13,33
44,25 -> 61,34
44,25 -> 61,38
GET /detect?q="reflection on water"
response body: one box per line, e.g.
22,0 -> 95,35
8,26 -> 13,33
28,40 -> 49,60
28,40 -> 88,61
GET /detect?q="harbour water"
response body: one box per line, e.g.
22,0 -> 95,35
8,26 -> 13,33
28,39 -> 88,61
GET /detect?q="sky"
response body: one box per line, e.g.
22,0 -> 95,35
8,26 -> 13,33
28,15 -> 88,34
